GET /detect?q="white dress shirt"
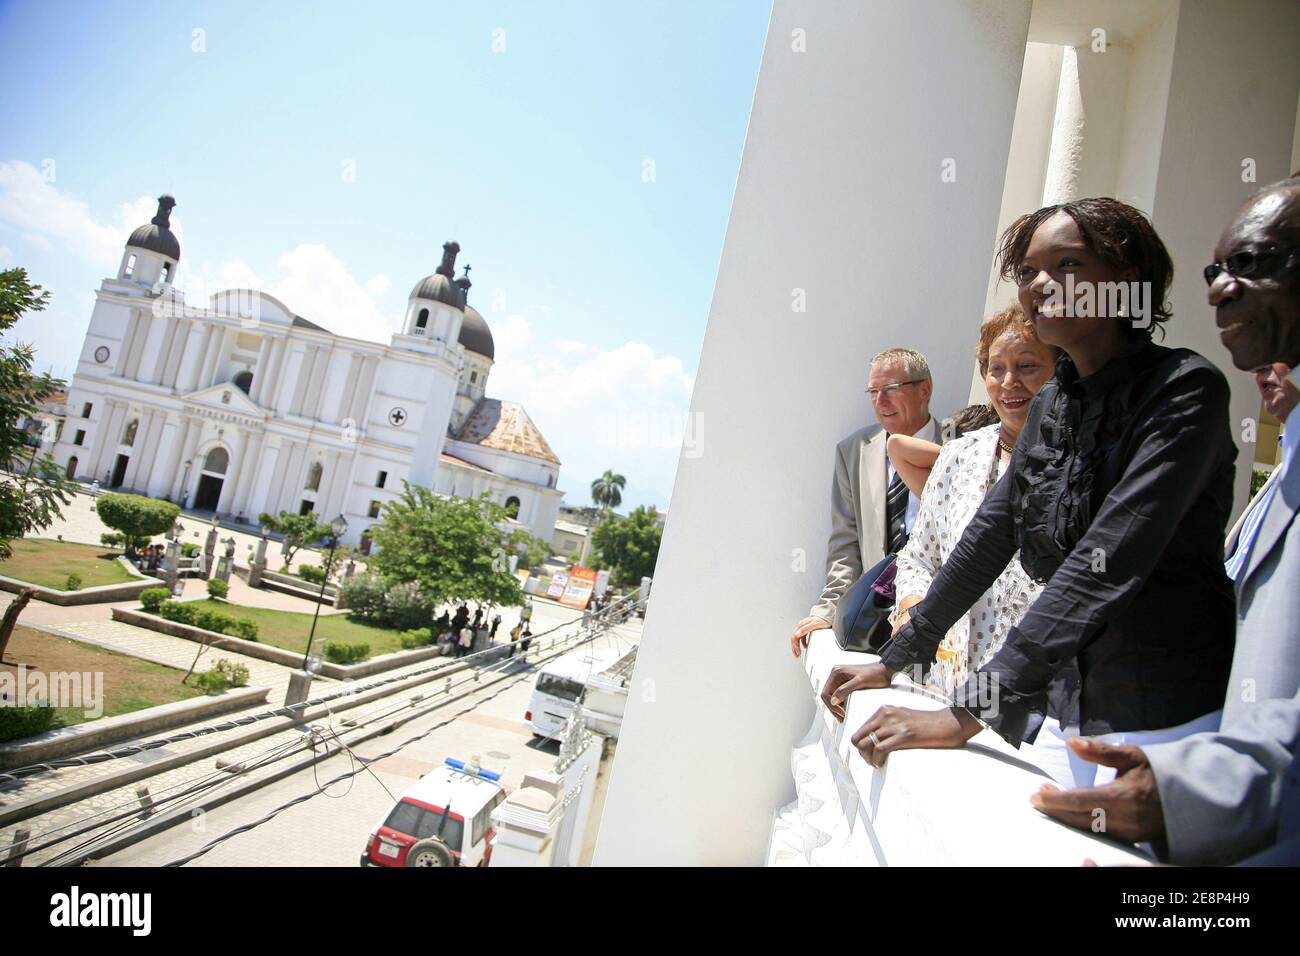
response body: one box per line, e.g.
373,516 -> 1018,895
885,416 -> 938,535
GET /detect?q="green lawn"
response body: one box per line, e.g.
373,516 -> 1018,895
176,599 -> 407,657
0,538 -> 138,590
1,626 -> 206,741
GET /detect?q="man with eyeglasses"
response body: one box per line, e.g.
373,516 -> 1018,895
790,348 -> 939,657
1032,175 -> 1300,865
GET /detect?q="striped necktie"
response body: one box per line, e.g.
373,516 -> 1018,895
886,470 -> 909,554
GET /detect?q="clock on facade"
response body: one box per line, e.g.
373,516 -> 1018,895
94,345 -> 111,364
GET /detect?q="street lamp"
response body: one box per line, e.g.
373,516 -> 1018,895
301,513 -> 348,669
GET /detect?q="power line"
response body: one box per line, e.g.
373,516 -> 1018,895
39,622 -> 617,866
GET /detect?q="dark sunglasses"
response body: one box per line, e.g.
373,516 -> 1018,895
1203,247 -> 1299,286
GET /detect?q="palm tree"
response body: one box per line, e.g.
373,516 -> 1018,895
590,470 -> 626,513
584,470 -> 626,565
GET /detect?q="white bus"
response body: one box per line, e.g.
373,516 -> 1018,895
525,646 -> 625,740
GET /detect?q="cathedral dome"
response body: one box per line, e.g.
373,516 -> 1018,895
459,304 -> 494,359
409,273 -> 465,309
127,195 -> 181,262
410,240 -> 467,309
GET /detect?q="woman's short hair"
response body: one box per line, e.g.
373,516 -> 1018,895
995,197 -> 1174,335
975,302 -> 1058,376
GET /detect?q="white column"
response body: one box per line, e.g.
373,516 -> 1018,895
229,430 -> 264,520
215,427 -> 250,514
248,335 -> 273,404
1140,0 -> 1300,514
593,0 -> 1033,866
172,417 -> 203,502
176,320 -> 207,394
198,325 -> 225,390
246,438 -> 282,519
148,415 -> 183,500
85,398 -> 120,479
132,408 -> 167,491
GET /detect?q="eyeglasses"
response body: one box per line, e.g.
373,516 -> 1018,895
1203,247 -> 1299,286
866,379 -> 925,400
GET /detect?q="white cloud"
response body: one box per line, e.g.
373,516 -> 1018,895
0,160 -> 161,269
268,244 -> 394,341
365,273 -> 392,296
487,314 -> 694,509
181,246 -> 394,342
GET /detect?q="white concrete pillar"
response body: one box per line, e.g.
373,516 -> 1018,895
199,325 -> 226,390
246,439 -> 282,519
131,408 -> 166,492
489,773 -> 564,867
1141,0 -> 1300,514
229,431 -> 264,520
84,398 -> 119,479
216,427 -> 250,514
94,402 -> 129,484
172,417 -> 203,502
176,320 -> 208,394
248,335 -> 273,404
593,0 -> 1034,866
148,415 -> 183,500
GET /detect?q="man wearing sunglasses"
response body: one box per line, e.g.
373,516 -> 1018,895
790,348 -> 939,657
1032,175 -> 1300,865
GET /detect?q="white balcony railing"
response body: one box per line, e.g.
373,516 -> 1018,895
768,631 -> 1150,866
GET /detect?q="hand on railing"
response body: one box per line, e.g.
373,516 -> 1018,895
790,615 -> 830,658
818,663 -> 894,722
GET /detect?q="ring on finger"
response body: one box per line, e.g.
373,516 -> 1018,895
868,731 -> 881,747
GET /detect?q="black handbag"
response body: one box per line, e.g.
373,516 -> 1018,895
832,553 -> 898,653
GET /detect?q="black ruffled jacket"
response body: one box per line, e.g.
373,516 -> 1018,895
881,341 -> 1237,743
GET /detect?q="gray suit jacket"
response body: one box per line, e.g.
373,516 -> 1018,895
1145,451 -> 1300,864
808,418 -> 939,624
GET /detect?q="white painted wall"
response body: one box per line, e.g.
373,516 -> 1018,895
594,0 -> 1035,866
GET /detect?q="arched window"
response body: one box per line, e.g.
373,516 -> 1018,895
305,461 -> 322,491
124,254 -> 137,277
123,418 -> 139,446
416,308 -> 429,329
160,263 -> 171,284
505,496 -> 521,518
203,446 -> 229,474
233,370 -> 253,394
66,456 -> 79,480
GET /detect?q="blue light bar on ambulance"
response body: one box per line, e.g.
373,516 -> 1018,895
444,757 -> 502,782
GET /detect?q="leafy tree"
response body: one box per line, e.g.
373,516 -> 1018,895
96,492 -> 180,556
368,484 -> 522,610
508,529 -> 551,570
590,469 -> 626,512
258,510 -> 332,570
0,268 -> 77,559
591,505 -> 663,585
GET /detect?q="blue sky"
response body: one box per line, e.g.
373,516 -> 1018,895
0,0 -> 770,510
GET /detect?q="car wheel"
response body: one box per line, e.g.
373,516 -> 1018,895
405,839 -> 454,867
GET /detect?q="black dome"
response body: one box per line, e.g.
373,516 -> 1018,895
459,304 -> 494,359
127,195 -> 180,262
409,273 -> 466,309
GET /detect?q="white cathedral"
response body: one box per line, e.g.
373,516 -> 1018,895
49,195 -> 563,551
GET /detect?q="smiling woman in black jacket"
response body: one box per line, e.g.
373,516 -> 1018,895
820,198 -> 1236,776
